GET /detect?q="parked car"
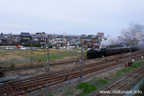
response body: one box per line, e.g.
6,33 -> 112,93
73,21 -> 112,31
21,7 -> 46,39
20,46 -> 27,50
5,47 -> 13,50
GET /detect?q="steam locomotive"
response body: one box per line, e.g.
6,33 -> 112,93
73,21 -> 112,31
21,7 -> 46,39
87,46 -> 139,59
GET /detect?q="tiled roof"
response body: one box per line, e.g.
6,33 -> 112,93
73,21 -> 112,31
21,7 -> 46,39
32,35 -> 47,38
20,32 -> 31,37
0,35 -> 7,39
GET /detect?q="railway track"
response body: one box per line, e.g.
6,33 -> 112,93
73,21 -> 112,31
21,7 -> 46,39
0,59 -> 82,72
0,52 -> 143,96
88,63 -> 144,96
0,51 -> 141,72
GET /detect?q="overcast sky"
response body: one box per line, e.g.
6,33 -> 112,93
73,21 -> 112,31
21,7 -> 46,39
0,0 -> 144,36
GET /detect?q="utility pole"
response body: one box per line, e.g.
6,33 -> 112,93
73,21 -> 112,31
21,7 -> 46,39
130,44 -> 132,62
30,37 -> 33,65
80,35 -> 84,80
44,43 -> 46,67
44,35 -> 50,72
45,81 -> 48,96
47,38 -> 50,71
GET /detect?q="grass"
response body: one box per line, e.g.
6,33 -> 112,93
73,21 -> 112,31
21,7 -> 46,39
112,62 -> 143,80
0,49 -> 83,68
0,49 -> 86,64
42,92 -> 53,96
90,78 -> 110,88
2,53 -> 9,56
71,61 -> 144,96
62,86 -> 75,96
75,78 -> 109,96
49,53 -> 78,60
31,52 -> 80,62
76,82 -> 96,96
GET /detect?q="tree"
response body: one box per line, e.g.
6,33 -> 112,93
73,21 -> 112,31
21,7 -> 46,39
1,33 -> 3,35
88,35 -> 92,37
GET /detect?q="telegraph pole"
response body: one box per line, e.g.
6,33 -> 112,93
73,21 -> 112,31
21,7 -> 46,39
30,37 -> 33,65
130,44 -> 132,62
44,43 -> 46,67
44,35 -> 50,72
45,81 -> 48,96
47,38 -> 50,71
80,35 -> 84,80
43,35 -> 50,72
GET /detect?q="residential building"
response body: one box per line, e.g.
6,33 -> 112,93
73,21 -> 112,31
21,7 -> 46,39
95,32 -> 104,42
0,35 -> 8,44
20,32 -> 31,42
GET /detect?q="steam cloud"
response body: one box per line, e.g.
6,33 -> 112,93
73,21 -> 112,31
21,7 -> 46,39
100,36 -> 120,48
100,24 -> 144,49
120,24 -> 144,40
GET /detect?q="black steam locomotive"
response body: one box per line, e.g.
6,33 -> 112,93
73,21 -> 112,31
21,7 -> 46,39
87,46 -> 139,59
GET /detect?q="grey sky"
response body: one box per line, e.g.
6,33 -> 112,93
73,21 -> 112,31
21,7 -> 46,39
0,0 -> 144,36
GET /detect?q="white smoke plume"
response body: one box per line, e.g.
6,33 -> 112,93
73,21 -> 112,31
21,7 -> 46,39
100,36 -> 120,49
100,24 -> 144,49
138,41 -> 144,48
120,24 -> 144,40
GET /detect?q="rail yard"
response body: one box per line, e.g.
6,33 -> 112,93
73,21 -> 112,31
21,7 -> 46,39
1,1 -> 144,95
0,47 -> 144,96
